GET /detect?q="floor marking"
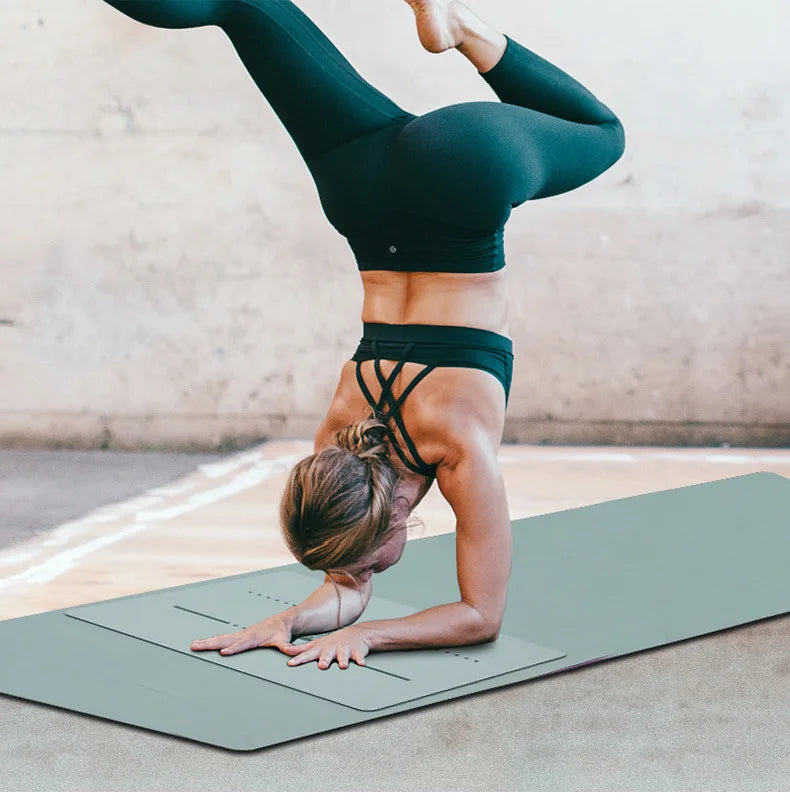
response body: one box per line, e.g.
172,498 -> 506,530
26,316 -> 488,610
0,452 -> 303,588
197,446 -> 276,478
2,442 -> 786,589
0,523 -> 148,588
136,456 -> 301,523
497,450 -> 790,464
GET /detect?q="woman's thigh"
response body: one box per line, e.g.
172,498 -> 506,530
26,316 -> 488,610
306,97 -> 594,240
383,98 -> 620,229
383,101 -> 542,231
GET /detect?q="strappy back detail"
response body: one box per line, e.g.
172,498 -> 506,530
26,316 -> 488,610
354,341 -> 437,478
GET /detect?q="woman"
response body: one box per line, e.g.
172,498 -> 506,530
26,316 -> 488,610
100,0 -> 625,669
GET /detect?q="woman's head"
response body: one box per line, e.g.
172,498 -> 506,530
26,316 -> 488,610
279,416 -> 415,584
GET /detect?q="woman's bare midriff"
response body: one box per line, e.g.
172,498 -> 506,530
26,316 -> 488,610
324,267 -> 510,490
359,267 -> 510,338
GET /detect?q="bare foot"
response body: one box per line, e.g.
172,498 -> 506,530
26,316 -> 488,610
404,0 -> 471,53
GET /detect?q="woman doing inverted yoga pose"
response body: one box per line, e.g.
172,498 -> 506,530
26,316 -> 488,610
100,0 -> 625,669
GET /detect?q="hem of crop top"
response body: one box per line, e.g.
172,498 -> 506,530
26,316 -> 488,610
348,225 -> 505,274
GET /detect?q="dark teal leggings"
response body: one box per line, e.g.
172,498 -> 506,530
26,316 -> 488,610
101,0 -> 625,253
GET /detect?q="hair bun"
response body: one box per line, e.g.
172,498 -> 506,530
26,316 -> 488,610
334,416 -> 390,461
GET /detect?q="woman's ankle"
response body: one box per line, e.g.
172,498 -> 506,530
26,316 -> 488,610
454,5 -> 507,73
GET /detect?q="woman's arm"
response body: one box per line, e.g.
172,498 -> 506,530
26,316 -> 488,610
282,426 -> 511,666
356,425 -> 512,648
281,572 -> 373,637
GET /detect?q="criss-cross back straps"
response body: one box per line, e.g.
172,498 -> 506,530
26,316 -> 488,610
354,341 -> 437,476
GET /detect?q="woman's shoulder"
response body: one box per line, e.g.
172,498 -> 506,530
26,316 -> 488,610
410,391 -> 503,473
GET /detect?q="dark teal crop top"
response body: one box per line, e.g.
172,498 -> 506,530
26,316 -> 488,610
347,218 -> 506,274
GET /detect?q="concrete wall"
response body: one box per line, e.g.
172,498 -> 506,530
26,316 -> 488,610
1,0 -> 788,450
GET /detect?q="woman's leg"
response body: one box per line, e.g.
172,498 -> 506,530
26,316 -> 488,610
101,0 -> 414,160
391,0 -> 626,229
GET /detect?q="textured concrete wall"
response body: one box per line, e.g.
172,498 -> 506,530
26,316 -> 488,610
1,0 -> 788,450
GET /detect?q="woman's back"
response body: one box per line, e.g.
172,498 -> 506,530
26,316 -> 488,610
359,268 -> 511,339
322,348 -> 508,488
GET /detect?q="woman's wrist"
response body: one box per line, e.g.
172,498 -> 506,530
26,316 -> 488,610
273,578 -> 370,639
276,606 -> 301,636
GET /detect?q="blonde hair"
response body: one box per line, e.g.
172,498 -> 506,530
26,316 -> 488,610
280,416 -> 407,628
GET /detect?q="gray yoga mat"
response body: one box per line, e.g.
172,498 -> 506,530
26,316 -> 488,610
1,470 -> 788,751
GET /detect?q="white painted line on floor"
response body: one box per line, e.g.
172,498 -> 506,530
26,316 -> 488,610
703,454 -> 790,463
0,551 -> 38,566
0,523 -> 148,588
55,496 -> 165,532
197,446 -> 273,478
497,452 -> 636,462
146,480 -> 199,497
0,453 -> 304,589
137,456 -> 301,523
497,450 -> 790,463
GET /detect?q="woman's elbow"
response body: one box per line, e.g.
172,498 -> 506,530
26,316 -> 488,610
481,621 -> 501,642
478,613 -> 503,642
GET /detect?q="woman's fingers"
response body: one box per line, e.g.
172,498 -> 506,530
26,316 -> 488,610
287,645 -> 322,667
218,638 -> 254,655
192,634 -> 252,655
191,632 -> 368,667
318,647 -> 336,669
286,644 -> 361,669
190,616 -> 297,656
286,646 -> 321,667
190,634 -> 234,650
190,632 -> 287,655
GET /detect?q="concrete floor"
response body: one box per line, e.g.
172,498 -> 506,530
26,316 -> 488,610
1,443 -> 789,790
0,448 -> 225,551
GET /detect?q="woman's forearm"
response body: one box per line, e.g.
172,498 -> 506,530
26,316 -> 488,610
356,601 -> 497,651
280,577 -> 371,638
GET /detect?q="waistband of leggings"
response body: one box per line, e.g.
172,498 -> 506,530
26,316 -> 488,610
360,322 -> 513,354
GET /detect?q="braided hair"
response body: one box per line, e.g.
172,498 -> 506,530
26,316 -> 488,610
279,416 -> 401,629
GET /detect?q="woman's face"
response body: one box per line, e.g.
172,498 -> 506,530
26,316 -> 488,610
369,524 -> 409,578
344,523 -> 408,583
341,496 -> 411,582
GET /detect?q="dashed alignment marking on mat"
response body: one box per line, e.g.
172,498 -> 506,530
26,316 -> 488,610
65,571 -> 566,712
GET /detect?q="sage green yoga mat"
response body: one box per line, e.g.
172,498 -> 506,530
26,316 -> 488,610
1,471 -> 788,752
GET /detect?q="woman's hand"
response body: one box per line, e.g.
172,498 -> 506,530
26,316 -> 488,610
281,625 -> 373,669
189,612 -> 294,656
